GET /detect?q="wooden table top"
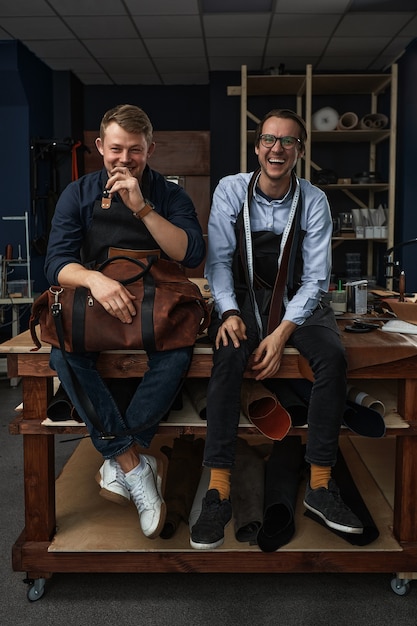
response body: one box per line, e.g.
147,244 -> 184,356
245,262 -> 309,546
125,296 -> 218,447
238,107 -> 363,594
2,318 -> 417,375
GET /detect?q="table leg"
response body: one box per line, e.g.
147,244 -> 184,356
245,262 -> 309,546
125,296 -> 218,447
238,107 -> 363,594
394,433 -> 417,543
23,434 -> 56,541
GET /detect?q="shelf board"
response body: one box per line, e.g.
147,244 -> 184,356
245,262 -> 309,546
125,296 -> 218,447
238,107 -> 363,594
240,73 -> 391,98
332,236 -> 387,242
311,74 -> 392,95
311,130 -> 390,144
319,183 -> 389,192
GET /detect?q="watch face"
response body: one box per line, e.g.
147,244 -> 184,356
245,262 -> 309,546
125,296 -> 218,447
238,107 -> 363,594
145,199 -> 155,209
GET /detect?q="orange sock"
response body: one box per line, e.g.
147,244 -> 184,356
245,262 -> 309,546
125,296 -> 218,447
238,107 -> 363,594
310,464 -> 331,490
208,468 -> 231,501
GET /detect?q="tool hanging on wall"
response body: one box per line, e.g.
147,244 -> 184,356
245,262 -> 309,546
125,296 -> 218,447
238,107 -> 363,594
30,138 -> 88,255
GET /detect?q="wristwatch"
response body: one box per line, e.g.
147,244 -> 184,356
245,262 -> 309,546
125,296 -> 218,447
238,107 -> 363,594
133,199 -> 155,220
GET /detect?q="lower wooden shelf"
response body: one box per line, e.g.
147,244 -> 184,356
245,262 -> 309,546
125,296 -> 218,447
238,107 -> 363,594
11,434 -> 417,578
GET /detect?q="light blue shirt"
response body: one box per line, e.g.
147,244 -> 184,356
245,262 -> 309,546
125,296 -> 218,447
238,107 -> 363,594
205,171 -> 333,327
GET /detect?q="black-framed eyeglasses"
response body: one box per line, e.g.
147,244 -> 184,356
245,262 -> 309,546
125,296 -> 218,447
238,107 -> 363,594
259,134 -> 301,149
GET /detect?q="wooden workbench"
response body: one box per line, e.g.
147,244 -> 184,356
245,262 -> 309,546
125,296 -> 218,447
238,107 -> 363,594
3,323 -> 417,600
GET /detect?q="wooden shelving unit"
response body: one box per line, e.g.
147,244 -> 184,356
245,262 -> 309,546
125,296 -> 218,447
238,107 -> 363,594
228,64 -> 398,285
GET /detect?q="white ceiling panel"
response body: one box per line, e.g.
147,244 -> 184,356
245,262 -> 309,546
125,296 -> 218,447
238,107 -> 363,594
49,0 -> 127,16
271,14 -> 341,36
0,17 -> 73,39
203,14 -> 271,37
63,16 -> 138,39
0,0 -> 55,17
206,38 -> 266,56
153,57 -> 209,72
44,57 -> 104,72
327,37 -> 393,56
145,38 -> 206,57
334,13 -> 414,36
0,1 -> 415,85
266,38 -> 329,56
275,0 -> 351,13
125,0 -> 200,16
399,15 -> 417,35
27,40 -> 90,58
132,16 -> 202,38
83,39 -> 148,59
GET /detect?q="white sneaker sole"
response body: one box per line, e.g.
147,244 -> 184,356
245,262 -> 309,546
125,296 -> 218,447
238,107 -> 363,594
303,499 -> 363,535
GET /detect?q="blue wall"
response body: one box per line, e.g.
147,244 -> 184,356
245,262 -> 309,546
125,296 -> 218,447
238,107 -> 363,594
0,41 -> 54,295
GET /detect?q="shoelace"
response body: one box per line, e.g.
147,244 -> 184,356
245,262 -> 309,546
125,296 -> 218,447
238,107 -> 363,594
130,478 -> 147,513
114,460 -> 126,487
129,462 -> 156,512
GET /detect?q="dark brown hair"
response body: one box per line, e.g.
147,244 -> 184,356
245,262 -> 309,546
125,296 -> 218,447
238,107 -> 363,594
255,108 -> 307,149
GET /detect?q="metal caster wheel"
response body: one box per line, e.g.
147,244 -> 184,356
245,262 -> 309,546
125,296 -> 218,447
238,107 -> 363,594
391,576 -> 411,596
26,578 -> 46,602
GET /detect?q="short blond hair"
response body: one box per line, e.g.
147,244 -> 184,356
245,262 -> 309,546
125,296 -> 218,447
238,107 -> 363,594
100,104 -> 153,145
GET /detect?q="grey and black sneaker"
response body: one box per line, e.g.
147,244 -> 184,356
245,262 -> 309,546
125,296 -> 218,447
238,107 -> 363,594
190,489 -> 232,549
304,479 -> 364,534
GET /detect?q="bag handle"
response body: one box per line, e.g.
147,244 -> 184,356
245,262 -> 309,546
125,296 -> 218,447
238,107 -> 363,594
97,254 -> 157,285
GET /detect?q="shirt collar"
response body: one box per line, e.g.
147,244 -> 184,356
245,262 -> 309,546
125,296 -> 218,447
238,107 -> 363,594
255,176 -> 293,204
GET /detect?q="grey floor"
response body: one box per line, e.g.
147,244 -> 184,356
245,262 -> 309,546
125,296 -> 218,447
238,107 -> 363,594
1,375 -> 416,626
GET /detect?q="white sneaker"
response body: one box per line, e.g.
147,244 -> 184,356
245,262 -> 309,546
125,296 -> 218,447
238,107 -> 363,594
124,455 -> 166,539
95,458 -> 130,506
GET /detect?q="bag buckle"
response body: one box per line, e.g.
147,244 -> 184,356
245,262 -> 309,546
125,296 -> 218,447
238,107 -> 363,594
49,287 -> 64,317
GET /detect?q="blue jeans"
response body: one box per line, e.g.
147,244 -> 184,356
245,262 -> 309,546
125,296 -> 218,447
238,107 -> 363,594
50,346 -> 192,458
203,306 -> 347,469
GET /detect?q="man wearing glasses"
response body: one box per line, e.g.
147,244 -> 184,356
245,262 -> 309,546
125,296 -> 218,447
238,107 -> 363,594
190,109 -> 362,549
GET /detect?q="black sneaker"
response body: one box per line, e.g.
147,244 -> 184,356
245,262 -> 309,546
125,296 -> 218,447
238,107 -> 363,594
303,479 -> 364,535
190,489 -> 232,549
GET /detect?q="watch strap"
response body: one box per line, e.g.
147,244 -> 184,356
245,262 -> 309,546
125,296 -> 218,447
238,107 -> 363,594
133,199 -> 154,220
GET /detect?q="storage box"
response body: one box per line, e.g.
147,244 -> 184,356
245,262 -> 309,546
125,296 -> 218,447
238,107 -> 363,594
6,279 -> 34,298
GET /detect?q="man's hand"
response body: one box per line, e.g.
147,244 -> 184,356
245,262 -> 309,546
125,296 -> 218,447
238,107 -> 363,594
215,315 -> 247,349
250,334 -> 286,380
106,166 -> 145,213
250,320 -> 297,380
88,272 -> 137,324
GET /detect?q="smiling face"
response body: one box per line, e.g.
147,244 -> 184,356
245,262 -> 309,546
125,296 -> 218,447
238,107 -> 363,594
95,121 -> 155,181
255,116 -> 304,194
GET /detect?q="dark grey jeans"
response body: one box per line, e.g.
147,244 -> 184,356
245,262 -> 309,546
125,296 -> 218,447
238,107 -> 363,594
203,305 -> 347,469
